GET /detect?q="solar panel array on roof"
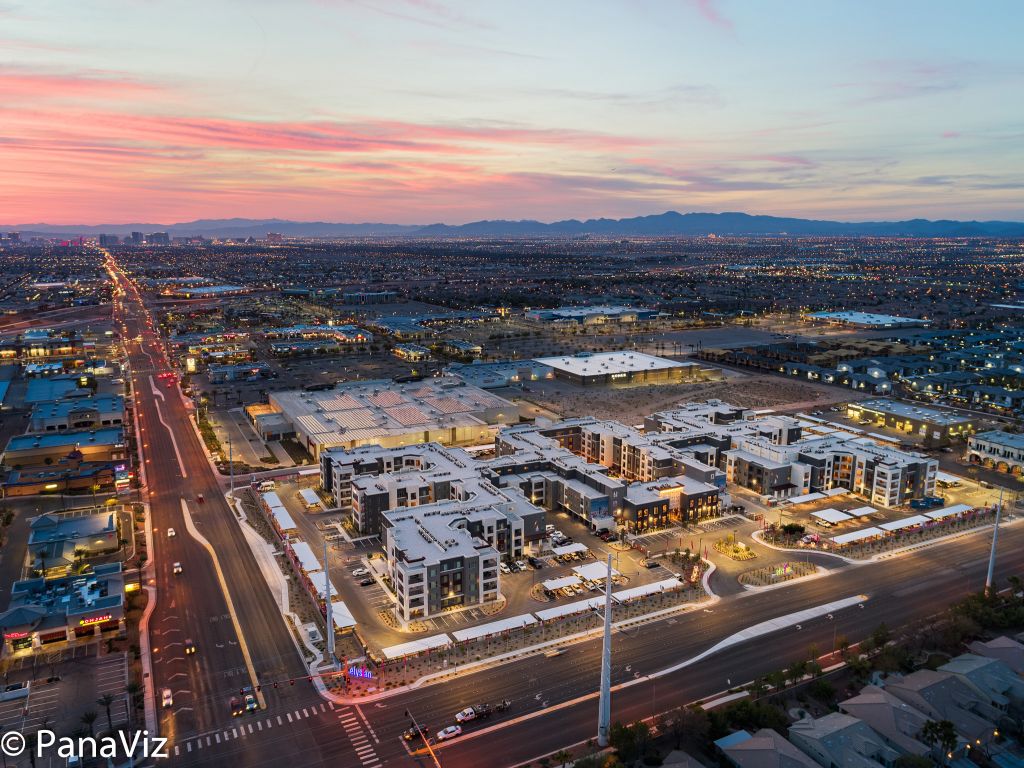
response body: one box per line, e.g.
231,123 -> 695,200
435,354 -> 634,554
425,396 -> 473,415
368,391 -> 403,407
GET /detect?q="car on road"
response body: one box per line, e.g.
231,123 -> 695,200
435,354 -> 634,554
642,559 -> 660,569
544,648 -> 566,658
242,686 -> 257,711
161,688 -> 173,708
167,528 -> 176,537
435,725 -> 462,742
196,493 -> 204,504
402,724 -> 430,742
184,639 -> 196,655
230,696 -> 244,716
455,707 -> 480,723
359,577 -> 374,587
351,568 -> 369,577
172,562 -> 183,574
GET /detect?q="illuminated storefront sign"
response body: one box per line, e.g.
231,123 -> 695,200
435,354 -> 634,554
79,613 -> 113,627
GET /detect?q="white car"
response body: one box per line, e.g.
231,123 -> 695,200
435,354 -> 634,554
499,563 -> 511,574
172,562 -> 183,574
167,528 -> 176,538
515,560 -> 527,572
161,688 -> 173,708
436,725 -> 462,741
455,707 -> 477,723
351,568 -> 369,577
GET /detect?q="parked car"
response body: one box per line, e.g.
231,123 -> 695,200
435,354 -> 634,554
515,560 -> 527,572
499,563 -> 511,574
359,577 -> 374,587
351,568 -> 369,577
455,707 -> 478,723
436,725 -> 462,742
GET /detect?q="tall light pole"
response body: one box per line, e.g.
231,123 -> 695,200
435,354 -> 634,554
597,553 -> 613,747
324,540 -> 336,667
985,488 -> 1003,597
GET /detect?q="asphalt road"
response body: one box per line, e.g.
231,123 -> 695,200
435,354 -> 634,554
108,256 -> 320,760
104,253 -> 1024,768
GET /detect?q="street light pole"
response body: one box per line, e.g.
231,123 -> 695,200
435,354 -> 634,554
985,488 -> 1003,597
405,709 -> 442,768
597,553 -> 613,747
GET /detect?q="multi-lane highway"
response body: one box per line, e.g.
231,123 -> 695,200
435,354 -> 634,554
106,255 -> 320,759
104,251 -> 1024,768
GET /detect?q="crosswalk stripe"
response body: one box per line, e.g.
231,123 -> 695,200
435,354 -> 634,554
265,718 -> 273,728
174,747 -> 180,756
248,723 -> 254,734
257,721 -> 263,731
187,743 -> 192,753
277,715 -> 283,725
215,734 -> 221,744
287,713 -> 293,723
232,727 -> 238,738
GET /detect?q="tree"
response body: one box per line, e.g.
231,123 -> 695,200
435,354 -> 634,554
765,669 -> 788,692
552,750 -> 573,768
97,693 -> 116,735
871,622 -> 892,648
81,710 -> 99,737
919,719 -> 958,755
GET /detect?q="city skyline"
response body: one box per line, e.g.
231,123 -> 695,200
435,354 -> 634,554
2,0 -> 1023,224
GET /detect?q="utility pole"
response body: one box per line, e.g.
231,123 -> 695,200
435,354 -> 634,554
597,553 -> 613,747
324,540 -> 336,667
985,488 -> 1003,597
405,709 -> 442,768
228,436 -> 234,495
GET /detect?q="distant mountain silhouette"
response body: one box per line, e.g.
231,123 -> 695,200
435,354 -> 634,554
6,211 -> 1024,238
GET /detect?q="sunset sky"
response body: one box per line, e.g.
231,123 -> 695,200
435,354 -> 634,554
2,0 -> 1022,224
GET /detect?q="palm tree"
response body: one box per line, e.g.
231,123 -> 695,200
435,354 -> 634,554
552,749 -> 572,767
97,693 -> 116,734
919,719 -> 958,761
126,680 -> 143,711
80,710 -> 98,737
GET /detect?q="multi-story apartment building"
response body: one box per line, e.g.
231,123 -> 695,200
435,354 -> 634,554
967,430 -> 1024,474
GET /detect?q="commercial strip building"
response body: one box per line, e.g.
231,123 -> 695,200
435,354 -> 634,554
28,394 -> 125,432
847,398 -> 978,447
967,430 -> 1024,474
2,427 -> 127,468
446,360 -> 554,389
28,508 -> 123,575
392,343 -> 431,362
261,325 -> 374,344
0,563 -> 125,655
167,284 -> 249,299
525,305 -> 660,325
341,290 -> 398,305
534,351 -> 721,386
0,329 -> 86,361
803,311 -> 929,328
266,377 -> 519,459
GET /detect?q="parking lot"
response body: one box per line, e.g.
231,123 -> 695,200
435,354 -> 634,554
0,644 -> 130,737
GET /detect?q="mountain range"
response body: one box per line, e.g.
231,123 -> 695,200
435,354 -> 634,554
5,211 -> 1024,239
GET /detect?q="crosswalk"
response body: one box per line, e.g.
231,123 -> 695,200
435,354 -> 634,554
336,704 -> 382,767
172,700 -> 341,756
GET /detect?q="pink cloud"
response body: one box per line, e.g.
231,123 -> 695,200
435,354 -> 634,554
0,65 -> 164,101
690,0 -> 733,30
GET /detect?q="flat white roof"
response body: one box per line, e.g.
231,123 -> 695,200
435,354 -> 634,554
832,526 -> 884,545
613,577 -> 683,602
573,561 -> 620,581
299,488 -> 321,506
880,515 -> 930,532
936,471 -> 964,483
261,491 -> 283,508
926,503 -> 972,520
330,601 -> 357,630
846,506 -> 877,517
452,614 -> 537,642
534,351 -> 687,377
308,571 -> 338,600
289,541 -> 322,574
807,311 -> 923,326
823,487 -> 849,497
270,506 -> 297,531
542,576 -> 581,591
811,508 -> 853,524
381,633 -> 451,660
787,492 -> 825,505
551,543 -> 588,556
535,598 -> 604,622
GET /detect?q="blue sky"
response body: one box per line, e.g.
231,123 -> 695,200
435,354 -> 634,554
2,0 -> 1022,223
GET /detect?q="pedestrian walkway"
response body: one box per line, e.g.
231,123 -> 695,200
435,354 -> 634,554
336,704 -> 382,767
171,700 -> 338,757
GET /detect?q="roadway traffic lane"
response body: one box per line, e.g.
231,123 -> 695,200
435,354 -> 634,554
112,260 -> 318,742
